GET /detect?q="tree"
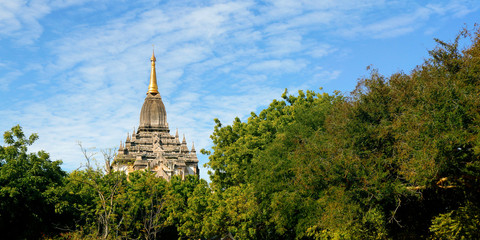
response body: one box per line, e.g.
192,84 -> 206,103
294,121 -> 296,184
202,184 -> 260,240
118,171 -> 169,240
202,26 -> 480,239
430,202 -> 480,240
0,125 -> 66,239
56,144 -> 128,239
204,90 -> 345,238
177,177 -> 211,239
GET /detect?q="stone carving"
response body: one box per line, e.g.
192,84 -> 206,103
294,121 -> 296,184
112,52 -> 199,181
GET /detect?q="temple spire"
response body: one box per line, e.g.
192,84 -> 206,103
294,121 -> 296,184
191,142 -> 196,152
147,49 -> 159,94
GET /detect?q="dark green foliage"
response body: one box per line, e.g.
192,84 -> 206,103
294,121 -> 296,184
430,201 -> 480,239
202,26 -> 480,239
0,125 -> 66,239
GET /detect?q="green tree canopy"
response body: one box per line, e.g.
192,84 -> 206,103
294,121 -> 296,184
0,125 -> 65,239
202,27 -> 480,239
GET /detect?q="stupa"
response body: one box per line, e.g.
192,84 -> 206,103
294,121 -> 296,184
113,52 -> 199,180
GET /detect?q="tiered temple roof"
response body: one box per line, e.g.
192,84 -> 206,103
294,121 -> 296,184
113,52 -> 199,180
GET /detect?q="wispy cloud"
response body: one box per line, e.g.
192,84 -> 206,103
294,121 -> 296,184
0,0 -> 94,44
0,65 -> 22,91
247,59 -> 307,73
338,0 -> 479,39
0,0 -> 48,44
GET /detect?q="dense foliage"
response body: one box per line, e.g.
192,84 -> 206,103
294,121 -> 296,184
1,28 -> 479,239
202,27 -> 480,239
0,125 -> 65,239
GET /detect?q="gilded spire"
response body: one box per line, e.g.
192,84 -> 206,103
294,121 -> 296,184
147,50 -> 159,94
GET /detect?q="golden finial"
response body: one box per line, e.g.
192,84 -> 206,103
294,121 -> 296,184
151,45 -> 156,61
147,47 -> 159,94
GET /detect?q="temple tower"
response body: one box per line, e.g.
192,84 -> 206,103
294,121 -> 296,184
113,52 -> 199,180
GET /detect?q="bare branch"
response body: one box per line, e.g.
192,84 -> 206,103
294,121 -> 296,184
78,141 -> 96,169
101,148 -> 117,175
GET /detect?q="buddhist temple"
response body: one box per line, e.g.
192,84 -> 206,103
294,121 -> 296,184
113,52 -> 199,180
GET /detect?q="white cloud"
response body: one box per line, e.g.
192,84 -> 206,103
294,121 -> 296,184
339,6 -> 429,39
0,64 -> 22,90
303,43 -> 337,58
314,69 -> 341,82
337,0 -> 480,39
426,1 -> 478,17
265,33 -> 304,56
247,59 -> 307,73
0,0 -> 49,44
0,0 -> 95,44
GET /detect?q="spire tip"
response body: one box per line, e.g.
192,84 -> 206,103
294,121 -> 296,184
147,50 -> 159,94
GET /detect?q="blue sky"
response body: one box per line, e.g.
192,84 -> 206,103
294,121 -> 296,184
0,0 -> 479,180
